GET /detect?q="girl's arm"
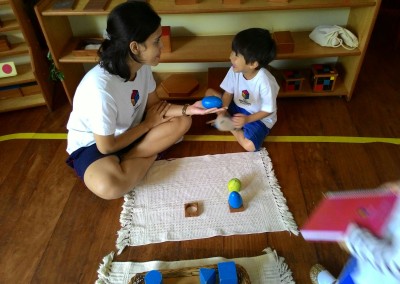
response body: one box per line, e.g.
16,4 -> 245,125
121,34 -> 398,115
147,90 -> 224,117
94,100 -> 172,154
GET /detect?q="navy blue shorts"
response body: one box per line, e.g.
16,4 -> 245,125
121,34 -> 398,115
66,142 -> 135,180
228,103 -> 270,151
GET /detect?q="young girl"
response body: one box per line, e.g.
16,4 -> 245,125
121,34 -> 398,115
66,2 -> 220,200
206,28 -> 279,152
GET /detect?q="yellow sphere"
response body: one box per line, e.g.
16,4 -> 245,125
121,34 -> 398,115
228,178 -> 241,192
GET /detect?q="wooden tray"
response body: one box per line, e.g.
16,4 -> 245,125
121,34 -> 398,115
129,263 -> 251,284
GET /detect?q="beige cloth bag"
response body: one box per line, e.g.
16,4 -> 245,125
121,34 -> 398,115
309,25 -> 359,50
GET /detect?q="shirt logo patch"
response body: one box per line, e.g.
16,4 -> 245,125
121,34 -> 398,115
241,90 -> 249,100
131,90 -> 140,106
239,90 -> 251,106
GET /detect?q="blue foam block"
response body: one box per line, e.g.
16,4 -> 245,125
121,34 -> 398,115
217,261 -> 238,284
199,267 -> 216,284
144,270 -> 163,284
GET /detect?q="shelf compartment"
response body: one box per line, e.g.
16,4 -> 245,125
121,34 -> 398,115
154,67 -> 348,101
40,0 -> 377,16
0,19 -> 19,32
0,93 -> 46,112
58,32 -> 361,64
0,63 -> 35,88
0,42 -> 29,57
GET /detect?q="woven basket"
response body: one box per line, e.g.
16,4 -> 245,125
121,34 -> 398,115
129,263 -> 251,283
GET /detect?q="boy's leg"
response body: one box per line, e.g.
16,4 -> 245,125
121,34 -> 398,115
230,120 -> 269,152
205,88 -> 222,98
230,129 -> 256,152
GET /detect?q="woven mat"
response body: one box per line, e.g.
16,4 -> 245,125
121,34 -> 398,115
117,149 -> 298,253
96,248 -> 295,284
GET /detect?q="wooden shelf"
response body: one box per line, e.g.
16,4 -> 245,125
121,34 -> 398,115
0,0 -> 55,112
0,93 -> 46,112
35,0 -> 381,102
40,0 -> 377,16
59,32 -> 361,64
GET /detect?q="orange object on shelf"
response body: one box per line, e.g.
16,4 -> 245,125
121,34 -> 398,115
161,74 -> 199,97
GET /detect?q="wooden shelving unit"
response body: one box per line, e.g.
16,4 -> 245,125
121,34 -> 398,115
0,0 -> 54,112
34,0 -> 381,103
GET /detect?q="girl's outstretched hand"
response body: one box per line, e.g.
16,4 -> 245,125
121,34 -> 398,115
187,100 -> 227,115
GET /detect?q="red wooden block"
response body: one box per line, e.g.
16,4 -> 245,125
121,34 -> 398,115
161,26 -> 172,53
273,31 -> 294,53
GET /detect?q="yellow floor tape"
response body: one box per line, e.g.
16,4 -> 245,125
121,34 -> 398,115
0,133 -> 399,144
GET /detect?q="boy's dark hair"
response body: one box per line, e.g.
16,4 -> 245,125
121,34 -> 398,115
99,1 -> 161,81
232,28 -> 276,70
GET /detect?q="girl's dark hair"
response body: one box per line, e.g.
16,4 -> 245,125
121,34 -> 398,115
98,1 -> 161,81
232,28 -> 276,70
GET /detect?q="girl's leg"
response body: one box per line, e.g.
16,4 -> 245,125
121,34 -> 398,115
84,154 -> 156,200
83,115 -> 191,200
126,115 -> 191,158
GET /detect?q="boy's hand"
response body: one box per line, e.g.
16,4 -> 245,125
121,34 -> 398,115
232,113 -> 247,128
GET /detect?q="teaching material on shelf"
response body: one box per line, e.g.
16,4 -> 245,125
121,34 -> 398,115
273,31 -> 294,53
52,0 -> 77,10
311,64 -> 338,92
282,69 -> 304,91
0,62 -> 17,78
301,188 -> 399,242
83,0 -> 110,11
161,74 -> 199,97
161,26 -> 171,53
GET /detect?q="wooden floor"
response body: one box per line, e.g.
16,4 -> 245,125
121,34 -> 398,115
1,10 -> 399,284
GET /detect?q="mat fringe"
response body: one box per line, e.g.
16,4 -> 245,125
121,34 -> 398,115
259,149 -> 299,236
96,251 -> 115,284
117,190 -> 136,254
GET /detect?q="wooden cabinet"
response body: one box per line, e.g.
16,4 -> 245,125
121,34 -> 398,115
34,0 -> 381,103
0,0 -> 54,112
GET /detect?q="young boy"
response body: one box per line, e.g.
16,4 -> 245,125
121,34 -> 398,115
206,28 -> 279,152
